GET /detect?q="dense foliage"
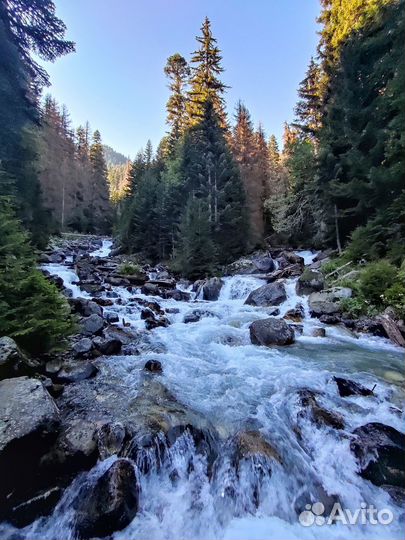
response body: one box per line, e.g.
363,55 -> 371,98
0,1 -> 75,353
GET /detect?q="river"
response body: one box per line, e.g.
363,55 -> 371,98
7,241 -> 404,540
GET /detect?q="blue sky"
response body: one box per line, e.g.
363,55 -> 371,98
41,0 -> 320,158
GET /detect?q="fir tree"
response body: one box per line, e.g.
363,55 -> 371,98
293,57 -> 323,139
89,129 -> 112,233
174,196 -> 217,279
0,191 -> 74,353
186,17 -> 228,128
164,53 -> 190,151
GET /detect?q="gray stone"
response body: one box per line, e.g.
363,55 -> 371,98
73,459 -> 139,539
202,277 -> 224,301
249,318 -> 295,346
245,282 -> 287,307
0,337 -> 32,379
309,287 -> 352,316
70,297 -> 103,317
98,422 -> 126,460
73,338 -> 93,356
0,377 -> 59,455
82,314 -> 105,335
106,312 -> 119,323
296,268 -> 325,295
311,327 -> 326,338
92,336 -> 122,355
56,362 -> 98,384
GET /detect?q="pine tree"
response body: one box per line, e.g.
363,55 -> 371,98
174,196 -> 217,279
293,57 -> 323,139
316,0 -> 404,257
0,0 -> 74,88
231,102 -> 265,246
0,190 -> 74,353
186,17 -> 228,128
89,129 -> 112,233
164,53 -> 190,151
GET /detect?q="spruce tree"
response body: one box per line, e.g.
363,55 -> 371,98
231,102 -> 265,247
89,129 -> 112,233
0,191 -> 74,354
175,196 -> 217,279
164,53 -> 190,151
186,17 -> 228,128
293,57 -> 323,139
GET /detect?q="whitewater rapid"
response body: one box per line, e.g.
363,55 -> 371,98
17,247 -> 405,540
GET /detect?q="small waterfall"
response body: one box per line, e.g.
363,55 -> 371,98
90,239 -> 113,258
219,276 -> 266,302
41,263 -> 88,299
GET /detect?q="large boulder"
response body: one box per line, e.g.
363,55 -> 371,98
202,277 -> 224,301
296,268 -> 325,296
0,377 -> 60,514
0,337 -> 38,380
82,314 -> 105,335
245,282 -> 287,307
73,459 -> 139,539
249,318 -> 294,346
252,255 -> 275,273
70,297 -> 103,317
350,423 -> 405,488
309,287 -> 352,317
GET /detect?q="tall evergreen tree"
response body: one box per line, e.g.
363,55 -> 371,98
164,53 -> 190,151
293,57 -> 323,139
231,102 -> 265,246
0,189 -> 74,353
186,17 -> 228,128
89,129 -> 112,233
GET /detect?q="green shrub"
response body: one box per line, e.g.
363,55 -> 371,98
0,198 -> 75,354
358,260 -> 397,307
119,262 -> 142,276
340,296 -> 369,318
383,282 -> 405,319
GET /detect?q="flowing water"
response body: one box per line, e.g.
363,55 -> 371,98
5,248 -> 404,539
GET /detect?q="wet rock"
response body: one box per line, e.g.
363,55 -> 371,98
56,362 -> 98,384
284,305 -> 304,322
309,287 -> 352,317
141,283 -> 161,296
144,359 -> 163,373
73,337 -> 93,356
106,312 -> 119,323
0,336 -> 37,379
319,314 -> 342,324
233,430 -> 282,463
54,418 -> 98,465
104,325 -> 141,346
73,459 -> 139,539
202,277 -> 224,301
296,268 -> 325,295
279,251 -> 304,266
0,377 -> 60,513
9,486 -> 62,527
92,336 -> 122,356
245,282 -> 287,307
249,317 -> 295,346
98,422 -> 126,460
183,309 -> 217,324
311,327 -> 326,338
164,289 -> 191,301
93,297 -> 114,307
49,252 -> 64,263
333,377 -> 374,397
350,423 -> 405,488
252,255 -> 275,273
70,297 -> 103,317
298,390 -> 344,430
141,308 -> 169,330
82,313 -> 105,335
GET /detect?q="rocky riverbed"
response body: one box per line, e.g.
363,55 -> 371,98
0,237 -> 404,539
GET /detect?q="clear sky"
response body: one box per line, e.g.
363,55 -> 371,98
41,0 -> 321,159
